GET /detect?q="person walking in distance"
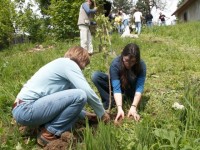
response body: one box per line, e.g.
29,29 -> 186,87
133,8 -> 143,35
78,0 -> 97,55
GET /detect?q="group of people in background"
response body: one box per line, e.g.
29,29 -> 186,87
77,0 -> 169,55
113,8 -> 169,36
114,10 -> 130,34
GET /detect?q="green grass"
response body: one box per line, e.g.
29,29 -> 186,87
0,22 -> 200,149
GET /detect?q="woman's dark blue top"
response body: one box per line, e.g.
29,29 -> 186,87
109,56 -> 146,94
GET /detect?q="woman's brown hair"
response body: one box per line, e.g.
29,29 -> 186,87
120,43 -> 141,89
64,46 -> 90,69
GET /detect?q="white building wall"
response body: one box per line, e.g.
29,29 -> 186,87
178,0 -> 200,22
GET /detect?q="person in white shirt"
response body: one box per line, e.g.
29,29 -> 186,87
133,8 -> 143,35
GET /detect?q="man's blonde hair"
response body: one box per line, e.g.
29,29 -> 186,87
64,46 -> 90,69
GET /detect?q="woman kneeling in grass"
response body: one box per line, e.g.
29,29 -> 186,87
12,46 -> 110,147
92,43 -> 146,123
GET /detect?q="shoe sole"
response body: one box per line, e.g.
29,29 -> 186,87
37,133 -> 49,147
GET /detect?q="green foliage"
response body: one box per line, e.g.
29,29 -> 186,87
143,22 -> 200,47
14,0 -> 48,43
135,0 -> 149,14
136,0 -> 167,14
95,14 -> 112,51
82,121 -> 119,150
47,0 -> 82,40
0,0 -> 15,49
153,129 -> 182,149
35,0 -> 51,15
182,79 -> 200,140
113,0 -> 133,13
12,1 -> 83,43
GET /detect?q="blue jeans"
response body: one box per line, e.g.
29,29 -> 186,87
160,21 -> 166,26
147,21 -> 153,27
121,19 -> 129,32
117,24 -> 122,34
91,71 -> 113,109
91,71 -> 135,109
135,22 -> 142,35
12,89 -> 87,136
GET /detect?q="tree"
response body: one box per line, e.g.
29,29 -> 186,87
35,0 -> 51,15
47,0 -> 82,40
135,0 -> 149,15
34,0 -> 114,40
0,0 -> 16,49
135,0 -> 167,15
14,0 -> 113,41
112,0 -> 133,13
14,0 -> 48,43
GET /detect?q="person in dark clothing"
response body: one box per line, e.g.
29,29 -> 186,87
159,12 -> 168,26
92,43 -> 146,123
145,13 -> 153,27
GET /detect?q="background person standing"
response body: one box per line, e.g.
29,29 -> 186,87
145,12 -> 153,27
78,0 -> 97,55
133,8 -> 143,35
159,12 -> 168,26
120,10 -> 129,33
114,12 -> 122,34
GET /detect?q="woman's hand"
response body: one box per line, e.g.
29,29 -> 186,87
127,106 -> 140,122
114,107 -> 124,124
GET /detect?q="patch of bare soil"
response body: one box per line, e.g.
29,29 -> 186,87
44,139 -> 68,150
28,45 -> 54,52
44,132 -> 73,150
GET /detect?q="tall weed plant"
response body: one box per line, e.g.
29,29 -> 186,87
81,122 -> 119,150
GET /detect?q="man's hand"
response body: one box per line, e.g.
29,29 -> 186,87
94,7 -> 98,11
85,112 -> 98,123
127,106 -> 140,121
101,112 -> 110,123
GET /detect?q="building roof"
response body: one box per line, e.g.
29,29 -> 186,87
172,0 -> 196,16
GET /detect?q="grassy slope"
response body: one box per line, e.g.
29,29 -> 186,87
0,22 -> 199,149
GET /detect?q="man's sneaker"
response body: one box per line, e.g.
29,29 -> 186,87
37,128 -> 59,147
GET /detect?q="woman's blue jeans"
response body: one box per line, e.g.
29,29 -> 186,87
12,89 -> 87,136
91,71 -> 135,109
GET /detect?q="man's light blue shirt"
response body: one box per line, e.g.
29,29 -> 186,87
17,58 -> 105,118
